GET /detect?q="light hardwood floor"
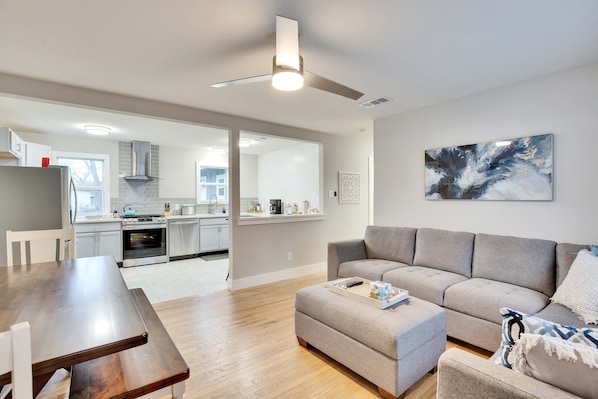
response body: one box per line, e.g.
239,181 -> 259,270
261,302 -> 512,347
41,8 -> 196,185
152,272 -> 492,399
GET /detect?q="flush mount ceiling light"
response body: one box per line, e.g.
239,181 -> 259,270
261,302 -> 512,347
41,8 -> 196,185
239,139 -> 253,148
84,125 -> 110,136
210,16 -> 363,100
210,147 -> 228,154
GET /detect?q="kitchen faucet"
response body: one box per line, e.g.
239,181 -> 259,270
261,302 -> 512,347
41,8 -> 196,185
208,195 -> 218,214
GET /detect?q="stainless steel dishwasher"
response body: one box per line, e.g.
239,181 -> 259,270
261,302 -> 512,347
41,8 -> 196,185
168,218 -> 200,258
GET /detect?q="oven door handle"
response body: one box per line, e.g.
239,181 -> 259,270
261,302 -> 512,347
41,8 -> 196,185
123,223 -> 167,231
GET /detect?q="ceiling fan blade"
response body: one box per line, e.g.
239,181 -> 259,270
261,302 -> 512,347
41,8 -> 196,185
276,15 -> 300,69
303,71 -> 364,100
210,74 -> 271,88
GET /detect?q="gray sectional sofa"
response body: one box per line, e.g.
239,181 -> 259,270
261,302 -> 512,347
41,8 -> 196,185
327,226 -> 593,398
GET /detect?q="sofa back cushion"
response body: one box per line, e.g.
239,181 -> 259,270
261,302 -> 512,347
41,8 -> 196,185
472,233 -> 556,296
556,243 -> 590,288
413,228 -> 475,277
364,226 -> 416,265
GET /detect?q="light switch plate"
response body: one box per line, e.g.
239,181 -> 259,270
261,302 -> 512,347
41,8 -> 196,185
328,190 -> 337,198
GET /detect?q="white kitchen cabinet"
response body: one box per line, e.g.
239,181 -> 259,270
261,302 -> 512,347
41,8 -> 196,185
199,217 -> 229,253
76,232 -> 97,258
75,221 -> 123,262
24,142 -> 52,167
98,230 -> 123,261
0,127 -> 24,159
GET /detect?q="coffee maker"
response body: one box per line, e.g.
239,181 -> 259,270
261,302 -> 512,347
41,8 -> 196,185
269,199 -> 282,215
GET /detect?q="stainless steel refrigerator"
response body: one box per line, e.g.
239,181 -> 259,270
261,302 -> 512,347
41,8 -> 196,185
0,165 -> 76,266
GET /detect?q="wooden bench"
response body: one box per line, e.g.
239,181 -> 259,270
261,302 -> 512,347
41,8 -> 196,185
69,288 -> 189,399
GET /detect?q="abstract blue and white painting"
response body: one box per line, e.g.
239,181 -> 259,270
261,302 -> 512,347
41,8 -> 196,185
425,134 -> 553,200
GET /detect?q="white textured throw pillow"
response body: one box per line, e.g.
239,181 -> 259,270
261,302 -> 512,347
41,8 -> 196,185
551,249 -> 598,324
511,333 -> 598,398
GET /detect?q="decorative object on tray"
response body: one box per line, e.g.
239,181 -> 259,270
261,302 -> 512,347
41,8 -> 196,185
425,133 -> 553,201
328,278 -> 409,309
338,171 -> 360,204
370,281 -> 392,300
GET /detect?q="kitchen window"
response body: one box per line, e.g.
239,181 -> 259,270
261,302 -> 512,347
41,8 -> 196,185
196,164 -> 228,203
55,151 -> 110,217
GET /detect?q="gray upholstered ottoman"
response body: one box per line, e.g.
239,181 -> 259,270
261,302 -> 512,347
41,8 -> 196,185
295,282 -> 446,399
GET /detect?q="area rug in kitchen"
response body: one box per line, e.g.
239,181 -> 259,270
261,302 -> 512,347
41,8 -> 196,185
200,251 -> 229,261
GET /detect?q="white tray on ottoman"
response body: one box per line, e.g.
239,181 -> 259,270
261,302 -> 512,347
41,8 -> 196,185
328,278 -> 409,309
295,281 -> 446,399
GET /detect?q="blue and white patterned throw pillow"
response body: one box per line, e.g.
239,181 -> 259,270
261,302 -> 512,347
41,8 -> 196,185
499,307 -> 598,368
591,244 -> 598,257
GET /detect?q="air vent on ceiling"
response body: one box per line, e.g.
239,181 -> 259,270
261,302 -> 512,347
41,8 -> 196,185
359,97 -> 392,109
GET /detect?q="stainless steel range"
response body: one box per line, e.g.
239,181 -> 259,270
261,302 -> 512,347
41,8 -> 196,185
122,215 -> 168,267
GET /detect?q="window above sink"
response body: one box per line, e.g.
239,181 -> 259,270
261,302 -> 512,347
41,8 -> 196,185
196,163 -> 228,204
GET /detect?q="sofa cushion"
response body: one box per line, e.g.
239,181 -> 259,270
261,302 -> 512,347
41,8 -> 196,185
551,249 -> 598,324
472,233 -> 556,296
499,308 -> 598,369
383,266 -> 467,306
413,228 -> 474,277
338,259 -> 407,281
511,333 -> 598,399
556,243 -> 589,287
444,278 -> 549,325
364,226 -> 416,265
535,303 -> 595,329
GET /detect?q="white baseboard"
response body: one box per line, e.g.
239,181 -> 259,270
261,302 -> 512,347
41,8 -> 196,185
227,262 -> 326,291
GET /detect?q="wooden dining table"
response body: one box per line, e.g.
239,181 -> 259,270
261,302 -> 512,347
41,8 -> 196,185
0,255 -> 148,394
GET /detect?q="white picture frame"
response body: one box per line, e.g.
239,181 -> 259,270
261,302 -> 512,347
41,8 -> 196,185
338,171 -> 360,204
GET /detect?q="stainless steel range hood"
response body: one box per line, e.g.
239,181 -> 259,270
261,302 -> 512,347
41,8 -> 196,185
123,140 -> 158,181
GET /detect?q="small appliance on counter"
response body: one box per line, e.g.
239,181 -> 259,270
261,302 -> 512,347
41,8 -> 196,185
269,199 -> 282,215
181,204 -> 196,215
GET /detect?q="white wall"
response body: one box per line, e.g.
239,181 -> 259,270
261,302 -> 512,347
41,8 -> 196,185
258,142 -> 320,211
374,61 -> 598,244
240,154 -> 258,198
159,145 -> 227,199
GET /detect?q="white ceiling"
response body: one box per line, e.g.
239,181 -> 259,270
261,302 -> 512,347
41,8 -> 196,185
1,0 -> 598,148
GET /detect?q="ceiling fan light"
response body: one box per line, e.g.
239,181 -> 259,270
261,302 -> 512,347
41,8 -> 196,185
272,70 -> 304,91
272,55 -> 304,91
83,125 -> 110,136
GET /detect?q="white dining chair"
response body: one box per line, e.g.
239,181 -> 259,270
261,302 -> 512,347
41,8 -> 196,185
0,322 -> 33,399
6,228 -> 76,266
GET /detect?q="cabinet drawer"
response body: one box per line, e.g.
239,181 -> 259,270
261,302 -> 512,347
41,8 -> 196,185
199,217 -> 228,226
76,222 -> 122,233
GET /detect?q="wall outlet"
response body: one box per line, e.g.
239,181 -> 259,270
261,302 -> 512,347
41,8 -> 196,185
328,190 -> 337,198
287,252 -> 293,261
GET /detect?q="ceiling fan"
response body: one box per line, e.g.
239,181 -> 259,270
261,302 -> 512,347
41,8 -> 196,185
210,15 -> 364,101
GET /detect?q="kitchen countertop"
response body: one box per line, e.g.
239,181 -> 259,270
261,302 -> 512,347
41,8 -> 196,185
75,212 -> 324,225
75,214 -> 230,224
76,217 -> 123,224
166,213 -> 229,220
238,211 -> 326,225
